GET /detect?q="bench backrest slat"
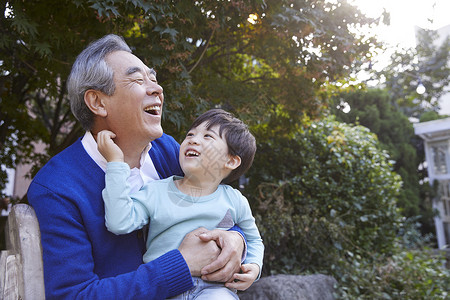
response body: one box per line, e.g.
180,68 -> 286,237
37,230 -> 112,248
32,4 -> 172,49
0,204 -> 45,299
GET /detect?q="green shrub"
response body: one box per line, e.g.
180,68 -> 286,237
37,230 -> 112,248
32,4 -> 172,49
335,248 -> 450,299
331,89 -> 434,234
244,111 -> 449,297
247,114 -> 403,274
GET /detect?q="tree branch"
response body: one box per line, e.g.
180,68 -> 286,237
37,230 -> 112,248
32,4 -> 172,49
188,27 -> 216,74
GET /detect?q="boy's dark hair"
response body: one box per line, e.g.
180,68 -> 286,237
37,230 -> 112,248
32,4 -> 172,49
189,109 -> 256,184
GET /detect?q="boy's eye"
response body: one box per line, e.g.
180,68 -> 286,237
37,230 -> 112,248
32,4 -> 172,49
204,134 -> 213,138
186,132 -> 194,137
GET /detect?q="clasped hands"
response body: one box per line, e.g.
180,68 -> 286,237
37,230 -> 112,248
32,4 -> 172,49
178,227 -> 259,291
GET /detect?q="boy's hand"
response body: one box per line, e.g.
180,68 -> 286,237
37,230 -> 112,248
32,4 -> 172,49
97,130 -> 124,162
225,263 -> 259,291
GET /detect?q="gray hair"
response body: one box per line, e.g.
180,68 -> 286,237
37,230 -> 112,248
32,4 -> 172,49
67,34 -> 132,130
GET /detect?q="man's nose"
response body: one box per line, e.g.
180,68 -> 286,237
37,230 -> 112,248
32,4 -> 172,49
147,81 -> 163,97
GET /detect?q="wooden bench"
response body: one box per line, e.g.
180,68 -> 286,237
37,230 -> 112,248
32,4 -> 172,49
0,204 -> 45,299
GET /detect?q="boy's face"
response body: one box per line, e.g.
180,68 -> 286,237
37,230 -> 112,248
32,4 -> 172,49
179,122 -> 235,183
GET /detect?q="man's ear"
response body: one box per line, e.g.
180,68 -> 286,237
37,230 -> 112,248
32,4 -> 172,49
84,90 -> 108,117
225,155 -> 241,170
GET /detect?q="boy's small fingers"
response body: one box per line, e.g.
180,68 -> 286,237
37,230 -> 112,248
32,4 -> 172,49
225,281 -> 242,290
103,131 -> 114,139
233,273 -> 249,282
98,130 -> 115,138
224,281 -> 236,289
225,280 -> 249,291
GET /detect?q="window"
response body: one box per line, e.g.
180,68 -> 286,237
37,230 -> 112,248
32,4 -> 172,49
438,180 -> 450,223
431,142 -> 449,175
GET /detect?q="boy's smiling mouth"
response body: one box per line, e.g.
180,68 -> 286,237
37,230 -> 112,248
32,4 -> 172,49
185,150 -> 200,157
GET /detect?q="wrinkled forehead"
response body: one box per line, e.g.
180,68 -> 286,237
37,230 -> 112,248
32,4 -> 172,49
106,50 -> 155,77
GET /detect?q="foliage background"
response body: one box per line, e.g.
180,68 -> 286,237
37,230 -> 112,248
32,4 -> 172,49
1,0 -> 377,185
1,0 -> 449,298
247,114 -> 403,274
330,89 -> 436,236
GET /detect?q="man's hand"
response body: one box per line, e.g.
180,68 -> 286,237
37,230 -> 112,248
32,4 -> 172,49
198,229 -> 245,282
97,130 -> 124,162
225,263 -> 259,291
178,228 -> 221,277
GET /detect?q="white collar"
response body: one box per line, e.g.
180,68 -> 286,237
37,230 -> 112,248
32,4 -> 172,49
81,131 -> 152,172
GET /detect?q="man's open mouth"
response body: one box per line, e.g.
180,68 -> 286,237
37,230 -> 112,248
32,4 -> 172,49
143,105 -> 160,115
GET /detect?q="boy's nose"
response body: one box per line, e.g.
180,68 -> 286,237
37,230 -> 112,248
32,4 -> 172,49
188,135 -> 201,145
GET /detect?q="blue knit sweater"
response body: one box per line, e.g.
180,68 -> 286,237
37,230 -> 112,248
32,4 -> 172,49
28,134 -> 193,299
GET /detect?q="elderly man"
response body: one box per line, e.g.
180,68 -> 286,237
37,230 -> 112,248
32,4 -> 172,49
27,34 -> 245,299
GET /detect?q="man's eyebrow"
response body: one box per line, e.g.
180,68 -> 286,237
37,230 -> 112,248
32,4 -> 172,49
126,66 -> 156,79
125,66 -> 142,75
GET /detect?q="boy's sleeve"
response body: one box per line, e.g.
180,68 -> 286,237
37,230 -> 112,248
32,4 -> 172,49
228,224 -> 248,263
103,162 -> 152,234
235,193 -> 264,279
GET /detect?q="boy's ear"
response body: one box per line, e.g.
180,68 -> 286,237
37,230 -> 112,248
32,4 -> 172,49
225,155 -> 241,170
84,90 -> 108,117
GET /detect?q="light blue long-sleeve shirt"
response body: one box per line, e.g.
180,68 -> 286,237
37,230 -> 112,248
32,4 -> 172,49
102,162 -> 264,272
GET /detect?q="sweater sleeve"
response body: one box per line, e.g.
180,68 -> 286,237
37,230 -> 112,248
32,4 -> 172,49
28,178 -> 193,300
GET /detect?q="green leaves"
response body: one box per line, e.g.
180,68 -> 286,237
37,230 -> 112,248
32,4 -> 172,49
245,112 -> 403,275
335,249 -> 450,299
153,25 -> 179,40
379,28 -> 450,117
330,88 -> 433,231
87,0 -> 154,17
242,107 -> 450,297
1,0 -> 382,198
10,14 -> 38,37
89,0 -> 121,18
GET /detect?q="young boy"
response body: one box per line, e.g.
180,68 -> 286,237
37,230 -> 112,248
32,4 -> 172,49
98,109 -> 264,299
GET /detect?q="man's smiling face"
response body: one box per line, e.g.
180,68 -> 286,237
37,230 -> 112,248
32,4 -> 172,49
103,50 -> 164,143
